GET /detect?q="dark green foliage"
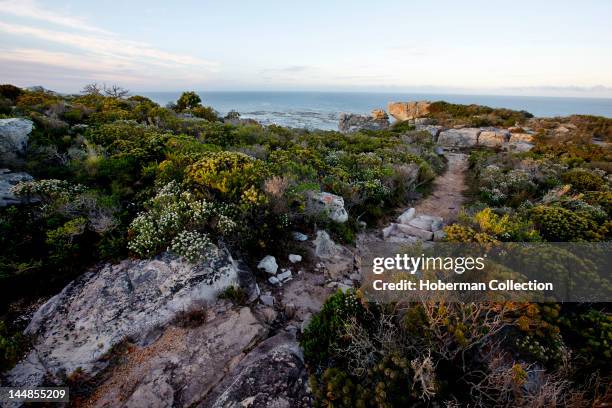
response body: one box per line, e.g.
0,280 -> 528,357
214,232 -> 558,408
559,309 -> 612,373
0,320 -> 27,372
428,101 -> 533,127
561,168 -> 606,192
0,84 -> 23,102
175,91 -> 202,111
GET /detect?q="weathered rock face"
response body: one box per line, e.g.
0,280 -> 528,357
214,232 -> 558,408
478,129 -> 510,148
384,210 -> 444,242
306,191 -> 348,223
387,101 -> 431,121
338,110 -> 389,133
7,251 -> 243,389
314,230 -> 354,280
509,133 -> 534,143
202,331 -> 311,408
85,306 -> 267,408
0,118 -> 33,162
416,124 -> 444,140
437,128 -> 480,148
0,169 -> 34,207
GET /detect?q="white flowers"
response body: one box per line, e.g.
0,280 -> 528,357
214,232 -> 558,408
169,231 -> 217,263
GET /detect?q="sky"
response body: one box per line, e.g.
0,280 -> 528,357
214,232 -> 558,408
0,0 -> 611,97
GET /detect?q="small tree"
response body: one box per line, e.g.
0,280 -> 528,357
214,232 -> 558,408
176,91 -> 202,111
103,84 -> 130,98
82,83 -> 102,95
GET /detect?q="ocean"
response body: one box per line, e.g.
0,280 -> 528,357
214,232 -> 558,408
141,91 -> 612,131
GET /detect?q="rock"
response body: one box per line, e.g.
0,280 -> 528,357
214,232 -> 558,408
257,255 -> 278,275
414,117 -> 434,125
416,124 -> 444,140
306,191 -> 348,223
0,169 -> 34,207
83,307 -> 266,408
509,133 -> 534,143
277,269 -> 293,283
0,118 -> 33,162
288,254 -> 302,263
507,141 -> 534,152
314,230 -> 340,259
382,224 -> 396,238
202,332 -> 311,408
260,294 -> 274,307
434,146 -> 445,155
433,230 -> 447,241
397,208 -> 416,224
395,223 -> 434,240
370,109 -> 388,120
479,129 -> 510,147
437,128 -> 480,148
387,101 -> 431,121
7,250 -> 243,389
408,216 -> 435,231
338,112 -> 389,133
291,231 -> 308,241
268,276 -> 281,286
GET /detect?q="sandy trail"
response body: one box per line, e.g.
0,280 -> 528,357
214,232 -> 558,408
413,152 -> 468,222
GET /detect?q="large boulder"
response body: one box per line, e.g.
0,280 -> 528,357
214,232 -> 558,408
0,118 -> 33,162
415,124 -> 444,141
7,250 -> 244,389
437,128 -> 480,148
306,191 -> 348,223
338,110 -> 389,133
387,101 -> 431,121
0,169 -> 34,207
478,128 -> 510,148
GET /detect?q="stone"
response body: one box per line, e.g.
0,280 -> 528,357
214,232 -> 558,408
202,332 -> 311,408
479,129 -> 510,147
437,128 -> 480,148
260,294 -> 274,307
288,254 -> 302,263
382,224 -> 396,238
257,255 -> 278,275
408,216 -> 435,231
433,230 -> 447,241
397,208 -> 416,224
291,231 -> 308,241
509,133 -> 534,143
416,125 -> 444,140
414,117 -> 434,125
6,250 -> 243,389
388,101 -> 431,121
268,276 -> 281,285
306,191 -> 348,223
507,141 -> 534,152
0,169 -> 34,207
0,118 -> 33,162
434,146 -> 445,155
338,112 -> 389,133
314,230 -> 340,259
395,223 -> 434,240
277,269 -> 293,282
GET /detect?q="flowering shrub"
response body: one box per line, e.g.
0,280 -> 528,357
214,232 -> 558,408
11,179 -> 86,201
127,181 -> 234,257
561,168 -> 607,192
168,231 -> 217,263
479,165 -> 537,205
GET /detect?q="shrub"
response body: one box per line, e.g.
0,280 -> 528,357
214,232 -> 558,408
561,168 -> 606,192
175,91 -> 202,111
191,106 -> 218,121
560,309 -> 612,372
0,320 -> 27,371
530,205 -> 593,241
0,84 -> 23,102
168,230 -> 217,263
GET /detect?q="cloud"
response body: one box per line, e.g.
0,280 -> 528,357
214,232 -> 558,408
0,0 -> 110,34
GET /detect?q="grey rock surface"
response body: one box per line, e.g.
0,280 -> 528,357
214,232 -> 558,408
338,111 -> 389,133
437,128 -> 481,147
306,191 -> 348,223
0,169 -> 34,207
0,118 -> 33,163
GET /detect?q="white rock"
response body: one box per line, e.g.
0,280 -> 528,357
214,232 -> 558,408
306,192 -> 348,223
397,208 -> 416,224
268,276 -> 281,285
0,118 -> 33,159
260,294 -> 274,307
257,255 -> 278,275
408,216 -> 434,231
291,231 -> 308,241
382,224 -> 397,238
314,230 -> 341,259
479,129 -> 510,147
395,223 -> 434,240
277,269 -> 292,282
0,169 -> 34,207
288,254 -> 302,263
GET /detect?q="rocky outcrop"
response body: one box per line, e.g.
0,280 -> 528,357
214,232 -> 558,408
338,109 -> 389,133
416,124 -> 443,140
202,331 -> 310,408
314,230 -> 354,280
0,169 -> 34,207
306,191 -> 348,223
479,128 -> 510,147
388,101 -> 431,121
7,250 -> 244,389
0,118 -> 33,162
85,306 -> 267,408
437,128 -> 481,148
383,208 -> 444,243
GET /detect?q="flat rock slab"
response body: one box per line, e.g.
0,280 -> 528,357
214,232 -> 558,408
7,251 -> 241,388
438,128 -> 480,147
86,307 -> 267,408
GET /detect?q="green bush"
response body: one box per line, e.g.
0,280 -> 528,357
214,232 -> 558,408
175,91 -> 202,111
530,205 -> 594,241
561,168 -> 606,192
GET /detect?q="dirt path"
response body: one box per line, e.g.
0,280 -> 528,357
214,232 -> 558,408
414,152 -> 468,222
